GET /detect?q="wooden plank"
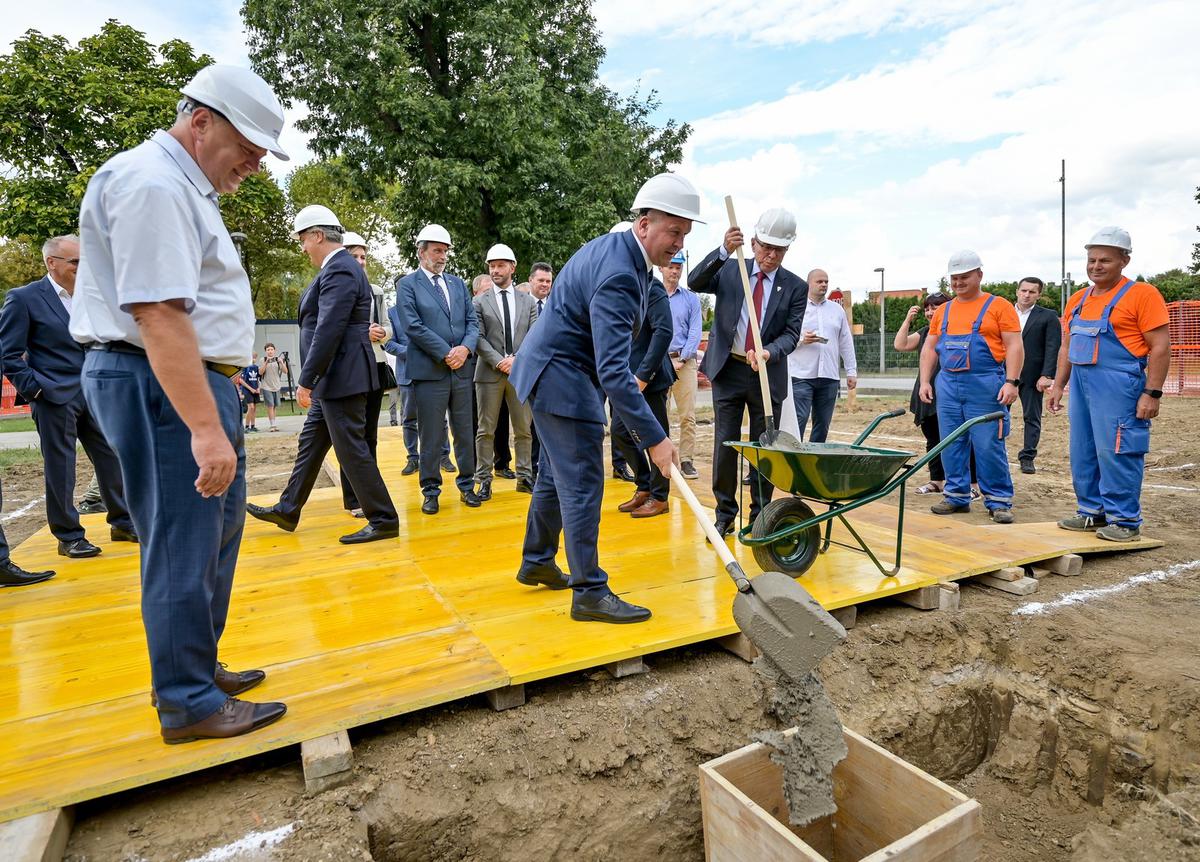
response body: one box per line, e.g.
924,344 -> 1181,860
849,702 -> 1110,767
301,730 -> 353,793
1027,566 -> 1050,579
938,582 -> 961,611
830,606 -> 857,630
0,807 -> 73,862
605,657 -> 647,679
973,574 -> 1039,596
717,632 -> 759,663
895,585 -> 941,610
860,800 -> 983,862
987,566 -> 1026,582
484,684 -> 525,712
1041,554 -> 1083,576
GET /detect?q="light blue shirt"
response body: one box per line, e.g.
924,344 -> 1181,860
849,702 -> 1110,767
667,285 -> 702,360
71,130 -> 255,365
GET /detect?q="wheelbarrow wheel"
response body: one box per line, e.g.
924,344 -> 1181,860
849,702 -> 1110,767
750,497 -> 821,576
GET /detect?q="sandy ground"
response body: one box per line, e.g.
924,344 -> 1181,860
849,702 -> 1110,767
3,395 -> 1198,861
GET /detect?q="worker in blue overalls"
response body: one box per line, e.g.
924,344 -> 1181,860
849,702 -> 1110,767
1047,227 -> 1171,541
919,251 -> 1024,524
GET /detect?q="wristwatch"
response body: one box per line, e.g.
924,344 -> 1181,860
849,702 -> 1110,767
1143,388 -> 1163,399
1005,378 -> 1020,387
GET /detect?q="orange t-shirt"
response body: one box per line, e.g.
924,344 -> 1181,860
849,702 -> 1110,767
928,292 -> 1020,363
1061,281 -> 1168,358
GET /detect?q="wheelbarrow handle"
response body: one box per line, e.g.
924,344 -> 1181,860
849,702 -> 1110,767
670,463 -> 753,593
852,408 -> 908,445
902,410 -> 1007,477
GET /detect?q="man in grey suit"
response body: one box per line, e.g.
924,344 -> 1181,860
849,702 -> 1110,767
396,224 -> 481,514
473,243 -> 538,501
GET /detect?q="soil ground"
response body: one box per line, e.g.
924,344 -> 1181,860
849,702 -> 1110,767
4,395 -> 1198,861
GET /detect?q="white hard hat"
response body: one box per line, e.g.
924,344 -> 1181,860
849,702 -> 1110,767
754,208 -> 797,247
342,231 -> 367,249
416,223 -> 453,247
180,64 -> 288,161
486,243 -> 516,262
292,204 -> 342,239
1085,226 -> 1132,253
947,249 -> 983,276
631,173 -> 705,223
609,221 -> 633,233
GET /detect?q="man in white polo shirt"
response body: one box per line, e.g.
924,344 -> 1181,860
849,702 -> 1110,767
788,269 -> 857,442
70,65 -> 289,744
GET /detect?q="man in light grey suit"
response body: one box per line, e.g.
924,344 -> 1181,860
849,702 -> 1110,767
474,243 -> 538,500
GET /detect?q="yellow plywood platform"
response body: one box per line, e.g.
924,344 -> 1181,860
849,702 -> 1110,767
0,427 -> 1161,823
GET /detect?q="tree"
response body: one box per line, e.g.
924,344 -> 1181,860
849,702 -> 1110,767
1193,185 -> 1200,275
242,0 -> 690,272
0,239 -> 45,302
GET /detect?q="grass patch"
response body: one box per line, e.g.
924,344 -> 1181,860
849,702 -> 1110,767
0,416 -> 36,433
0,447 -> 43,468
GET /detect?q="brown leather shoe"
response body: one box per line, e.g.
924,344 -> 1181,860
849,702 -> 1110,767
161,697 -> 287,745
151,663 -> 266,706
630,498 -> 669,518
617,490 -> 651,513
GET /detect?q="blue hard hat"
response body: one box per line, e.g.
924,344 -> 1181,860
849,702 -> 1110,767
669,251 -> 686,265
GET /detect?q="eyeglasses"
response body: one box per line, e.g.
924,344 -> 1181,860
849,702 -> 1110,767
47,255 -> 80,265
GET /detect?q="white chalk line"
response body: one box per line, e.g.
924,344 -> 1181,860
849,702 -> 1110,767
1145,484 -> 1197,492
185,822 -> 297,862
1147,462 -> 1197,472
1,495 -> 43,522
1013,560 -> 1200,617
827,429 -> 917,444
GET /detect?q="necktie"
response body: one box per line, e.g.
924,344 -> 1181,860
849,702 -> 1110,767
432,274 -> 449,315
537,299 -> 543,315
500,289 -> 513,354
745,270 -> 766,353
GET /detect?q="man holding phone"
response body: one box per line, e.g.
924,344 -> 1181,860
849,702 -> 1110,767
787,269 -> 857,442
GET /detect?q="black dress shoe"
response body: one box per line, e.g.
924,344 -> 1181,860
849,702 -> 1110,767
515,563 -> 571,590
110,526 -> 139,543
421,495 -> 439,515
401,458 -> 419,476
460,490 -> 482,507
1020,460 -> 1036,474
339,523 -> 400,544
495,467 -> 517,479
571,592 -> 652,624
477,481 -> 492,501
706,520 -> 735,544
246,503 -> 298,532
0,559 -> 56,587
58,538 -> 101,558
440,457 -> 456,473
515,479 -> 534,494
612,464 -> 636,482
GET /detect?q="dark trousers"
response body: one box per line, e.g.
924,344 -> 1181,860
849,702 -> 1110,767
279,394 -> 397,528
711,361 -> 779,523
521,410 -> 609,598
919,416 -> 977,484
0,481 -> 9,561
530,417 -> 540,479
610,389 -> 670,501
791,377 -> 840,443
414,373 -> 475,497
83,350 -> 243,729
1018,385 -> 1044,463
495,399 -> 511,471
341,386 -> 383,510
32,392 -> 133,541
400,383 -> 448,461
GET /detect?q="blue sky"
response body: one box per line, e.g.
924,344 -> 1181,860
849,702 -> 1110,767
5,0 -> 1196,294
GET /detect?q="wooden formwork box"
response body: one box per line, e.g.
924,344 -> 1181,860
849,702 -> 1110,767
699,727 -> 981,861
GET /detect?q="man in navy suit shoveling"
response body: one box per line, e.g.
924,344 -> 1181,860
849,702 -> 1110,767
510,173 -> 702,624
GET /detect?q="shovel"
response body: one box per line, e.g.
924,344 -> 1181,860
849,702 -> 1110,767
724,195 -> 802,450
670,464 -> 846,680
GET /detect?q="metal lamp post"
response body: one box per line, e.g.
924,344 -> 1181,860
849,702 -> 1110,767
874,267 -> 886,373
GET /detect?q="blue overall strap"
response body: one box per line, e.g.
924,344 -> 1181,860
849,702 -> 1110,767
1099,279 -> 1136,324
970,295 -> 995,333
940,300 -> 953,335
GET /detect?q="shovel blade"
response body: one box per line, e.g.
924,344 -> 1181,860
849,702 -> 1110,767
733,571 -> 846,680
758,427 -> 804,450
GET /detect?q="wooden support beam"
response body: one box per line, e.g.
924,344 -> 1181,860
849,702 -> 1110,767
987,567 -> 1026,582
485,683 -> 525,711
830,605 -> 857,630
1040,554 -> 1083,576
973,574 -> 1039,596
895,584 -> 941,610
0,807 -> 73,862
1027,566 -> 1050,579
716,632 -> 759,663
938,581 -> 961,611
605,656 -> 647,679
301,730 -> 354,794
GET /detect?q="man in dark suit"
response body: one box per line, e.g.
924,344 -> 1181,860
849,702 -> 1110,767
611,268 -> 675,518
247,206 -> 398,543
396,224 -> 481,514
383,295 -> 448,476
511,172 -> 700,624
473,243 -> 538,499
0,234 -> 137,558
689,208 -> 807,537
1014,276 -> 1062,474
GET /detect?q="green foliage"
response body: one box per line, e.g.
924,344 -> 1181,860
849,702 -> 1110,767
220,167 -> 309,316
1145,268 -> 1200,303
1193,185 -> 1200,275
242,0 -> 690,273
0,239 -> 46,302
0,21 -> 210,238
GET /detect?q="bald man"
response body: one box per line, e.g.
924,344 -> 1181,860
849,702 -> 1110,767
787,269 -> 857,442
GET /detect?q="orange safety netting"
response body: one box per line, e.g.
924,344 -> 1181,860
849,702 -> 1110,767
1166,300 -> 1200,397
1,376 -> 30,417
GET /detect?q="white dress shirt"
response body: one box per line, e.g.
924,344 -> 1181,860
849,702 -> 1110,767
493,284 -> 516,354
47,274 -> 72,315
717,246 -> 775,356
787,297 -> 858,381
1017,304 -> 1033,331
70,130 -> 255,365
421,266 -> 452,310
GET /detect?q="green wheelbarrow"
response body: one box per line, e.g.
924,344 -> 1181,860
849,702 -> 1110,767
725,409 -> 1006,577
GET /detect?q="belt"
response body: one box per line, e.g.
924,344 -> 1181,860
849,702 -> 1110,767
90,341 -> 242,379
729,353 -> 752,366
